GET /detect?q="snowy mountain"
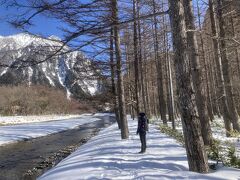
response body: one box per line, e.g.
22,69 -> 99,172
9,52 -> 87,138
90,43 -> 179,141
0,33 -> 101,98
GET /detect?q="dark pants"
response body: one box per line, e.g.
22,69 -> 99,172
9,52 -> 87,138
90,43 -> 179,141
139,132 -> 146,152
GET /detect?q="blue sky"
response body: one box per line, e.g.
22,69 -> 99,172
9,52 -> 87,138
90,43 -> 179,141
0,0 -> 206,37
0,0 -> 206,61
0,1 -> 109,60
0,4 -> 64,38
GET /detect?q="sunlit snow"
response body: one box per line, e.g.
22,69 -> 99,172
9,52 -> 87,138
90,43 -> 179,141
39,118 -> 240,180
0,114 -> 104,146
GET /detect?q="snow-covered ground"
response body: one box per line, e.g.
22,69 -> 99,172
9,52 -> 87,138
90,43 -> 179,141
153,116 -> 240,158
211,118 -> 240,160
210,117 -> 240,141
0,113 -> 108,146
0,114 -> 87,125
39,119 -> 240,180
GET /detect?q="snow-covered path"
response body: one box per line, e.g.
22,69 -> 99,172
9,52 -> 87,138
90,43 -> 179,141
39,119 -> 240,180
0,113 -> 109,146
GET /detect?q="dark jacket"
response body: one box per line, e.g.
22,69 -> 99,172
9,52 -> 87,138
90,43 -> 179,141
137,115 -> 149,134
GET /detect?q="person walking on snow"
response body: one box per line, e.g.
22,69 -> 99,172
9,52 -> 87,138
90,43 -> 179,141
136,112 -> 149,153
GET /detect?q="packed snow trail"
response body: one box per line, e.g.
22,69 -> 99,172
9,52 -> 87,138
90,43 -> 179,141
39,119 -> 240,180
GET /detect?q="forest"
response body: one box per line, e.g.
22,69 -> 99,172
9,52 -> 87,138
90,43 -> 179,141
1,0 -> 240,174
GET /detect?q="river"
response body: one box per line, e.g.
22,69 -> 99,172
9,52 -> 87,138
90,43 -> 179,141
0,115 -> 115,180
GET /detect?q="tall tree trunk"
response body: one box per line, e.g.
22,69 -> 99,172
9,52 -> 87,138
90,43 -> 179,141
183,0 -> 213,145
165,57 -> 171,122
208,54 -> 220,117
168,0 -> 209,173
144,62 -> 151,117
110,28 -> 121,129
112,0 -> 129,139
204,59 -> 215,121
137,0 -> 146,113
150,57 -> 158,118
133,0 -> 140,115
166,47 -> 175,129
142,29 -> 151,117
197,1 -> 214,121
152,0 -> 167,124
216,0 -> 240,132
209,0 -> 232,136
229,14 -> 240,116
124,31 -> 134,119
163,11 -> 175,129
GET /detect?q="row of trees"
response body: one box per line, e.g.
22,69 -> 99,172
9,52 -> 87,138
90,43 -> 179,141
2,0 -> 240,174
118,0 -> 209,172
111,0 -> 240,173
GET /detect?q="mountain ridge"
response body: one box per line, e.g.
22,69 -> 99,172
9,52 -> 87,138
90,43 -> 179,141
0,33 -> 101,99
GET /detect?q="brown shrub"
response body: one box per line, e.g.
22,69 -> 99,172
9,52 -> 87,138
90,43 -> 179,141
0,85 -> 94,115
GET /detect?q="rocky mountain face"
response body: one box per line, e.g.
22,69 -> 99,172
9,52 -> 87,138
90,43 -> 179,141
0,33 -> 102,99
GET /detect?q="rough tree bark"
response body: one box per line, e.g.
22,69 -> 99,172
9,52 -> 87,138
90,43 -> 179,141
110,28 -> 121,129
183,0 -> 213,145
112,0 -> 129,139
152,0 -> 167,124
216,0 -> 240,132
196,1 -> 214,121
168,0 -> 209,173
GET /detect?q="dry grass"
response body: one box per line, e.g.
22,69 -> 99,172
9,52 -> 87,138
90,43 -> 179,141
0,85 -> 94,115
